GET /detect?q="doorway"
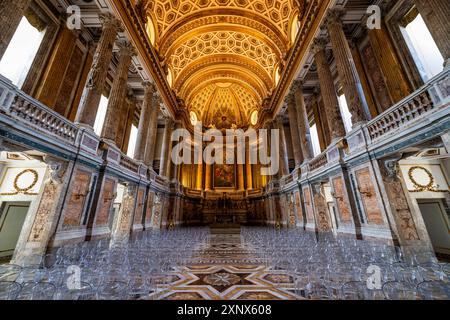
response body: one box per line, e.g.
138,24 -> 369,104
0,202 -> 30,260
418,199 -> 450,258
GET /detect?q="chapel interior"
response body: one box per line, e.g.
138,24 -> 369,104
0,0 -> 449,300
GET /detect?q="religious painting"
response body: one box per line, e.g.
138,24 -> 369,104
213,164 -> 236,189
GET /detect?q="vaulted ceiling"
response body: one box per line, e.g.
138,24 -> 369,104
140,0 -> 304,127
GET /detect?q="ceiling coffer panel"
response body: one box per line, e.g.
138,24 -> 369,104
141,0 -> 302,127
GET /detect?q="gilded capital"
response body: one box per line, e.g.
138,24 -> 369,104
311,37 -> 328,55
292,79 -> 304,93
99,12 -> 124,32
143,81 -> 157,94
117,40 -> 137,58
325,8 -> 345,28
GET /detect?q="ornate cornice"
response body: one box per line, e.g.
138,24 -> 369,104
110,0 -> 179,120
264,0 -> 332,123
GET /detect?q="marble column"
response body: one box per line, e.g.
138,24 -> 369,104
116,91 -> 134,150
75,13 -> 122,128
237,163 -> 245,190
159,117 -> 174,177
170,123 -> 183,181
326,9 -> 370,125
196,140 -> 204,190
101,41 -> 135,143
144,94 -> 161,168
286,94 -> 303,166
293,81 -> 314,160
367,23 -> 412,104
414,0 -> 450,63
312,38 -> 346,141
0,0 -> 32,60
134,82 -> 156,161
275,116 -> 289,177
246,145 -> 254,189
196,162 -> 203,190
205,163 -> 212,190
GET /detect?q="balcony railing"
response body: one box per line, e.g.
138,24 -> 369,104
0,75 -> 79,144
119,154 -> 140,174
367,67 -> 450,142
309,152 -> 328,171
0,75 -> 165,186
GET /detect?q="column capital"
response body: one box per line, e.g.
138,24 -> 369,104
292,79 -> 304,93
117,40 -> 136,58
275,115 -> 285,125
284,93 -> 296,105
152,90 -> 162,105
311,37 -> 328,55
325,8 -> 345,28
99,12 -> 124,32
143,81 -> 157,94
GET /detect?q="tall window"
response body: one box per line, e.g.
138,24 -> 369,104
0,17 -> 46,88
401,11 -> 444,81
93,96 -> 109,136
338,94 -> 353,133
127,125 -> 138,158
310,124 -> 322,157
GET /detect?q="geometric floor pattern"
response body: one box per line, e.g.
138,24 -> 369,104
149,228 -> 304,300
157,265 -> 302,300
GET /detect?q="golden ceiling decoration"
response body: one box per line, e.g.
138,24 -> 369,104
145,0 -> 295,43
141,0 -> 301,126
168,31 -> 279,81
190,83 -> 259,128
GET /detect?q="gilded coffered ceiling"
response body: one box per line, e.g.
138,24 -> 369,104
140,0 -> 304,127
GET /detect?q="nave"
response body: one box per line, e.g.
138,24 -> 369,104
1,227 -> 449,300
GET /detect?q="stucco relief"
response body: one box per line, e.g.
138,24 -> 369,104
134,188 -> 146,225
96,178 -> 116,226
28,181 -> 58,242
117,185 -> 137,232
63,169 -> 92,228
303,187 -> 314,223
355,168 -> 384,225
331,176 -> 351,223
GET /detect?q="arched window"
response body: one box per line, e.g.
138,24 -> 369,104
290,14 -> 300,44
274,65 -> 281,86
145,16 -> 156,46
167,68 -> 173,87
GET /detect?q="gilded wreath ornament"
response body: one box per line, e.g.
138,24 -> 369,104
0,169 -> 39,196
408,166 -> 448,193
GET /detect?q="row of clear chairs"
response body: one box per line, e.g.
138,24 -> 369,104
0,228 -> 209,300
241,227 -> 450,300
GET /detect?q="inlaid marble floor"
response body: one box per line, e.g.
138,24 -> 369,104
150,229 -> 302,300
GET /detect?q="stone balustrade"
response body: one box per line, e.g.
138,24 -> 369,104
309,152 -> 328,171
119,154 -> 140,174
367,67 -> 450,142
0,75 -> 79,144
0,74 -> 171,191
